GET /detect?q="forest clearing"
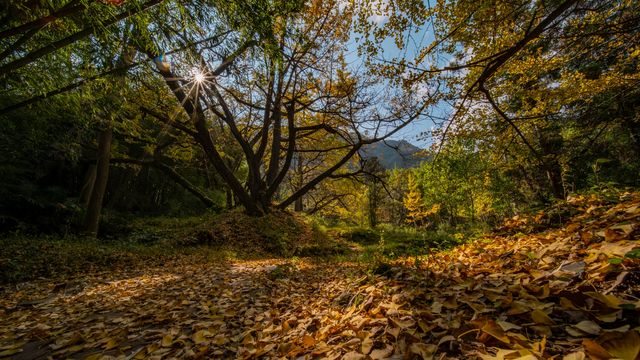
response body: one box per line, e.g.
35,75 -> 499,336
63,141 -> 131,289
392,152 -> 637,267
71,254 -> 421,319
1,0 -> 640,359
1,192 -> 639,359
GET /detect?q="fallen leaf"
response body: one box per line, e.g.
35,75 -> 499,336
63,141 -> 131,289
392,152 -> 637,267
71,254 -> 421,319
573,320 -> 601,335
410,342 -> 437,360
302,334 -> 316,348
531,309 -> 555,325
563,351 -> 586,360
361,336 -> 373,354
602,331 -> 640,360
192,330 -> 208,345
342,350 -> 366,360
370,346 -> 393,359
161,334 -> 173,347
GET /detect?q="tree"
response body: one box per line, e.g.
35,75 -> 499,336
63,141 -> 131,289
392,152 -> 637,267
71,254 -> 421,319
403,173 -> 429,227
144,0 -> 425,215
380,168 -> 409,226
353,0 -> 640,202
0,0 -> 247,234
363,157 -> 385,227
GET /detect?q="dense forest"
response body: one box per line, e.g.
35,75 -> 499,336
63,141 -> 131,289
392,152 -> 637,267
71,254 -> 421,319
1,0 -> 639,359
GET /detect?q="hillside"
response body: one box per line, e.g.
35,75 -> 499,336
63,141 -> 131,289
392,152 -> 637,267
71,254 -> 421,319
360,140 -> 428,169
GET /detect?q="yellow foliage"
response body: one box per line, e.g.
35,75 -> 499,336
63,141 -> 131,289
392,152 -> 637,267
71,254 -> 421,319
403,173 -> 431,226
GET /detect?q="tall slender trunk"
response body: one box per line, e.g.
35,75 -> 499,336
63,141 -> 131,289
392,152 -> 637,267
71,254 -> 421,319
79,164 -> 97,206
368,185 -> 378,228
545,162 -> 565,200
83,125 -> 112,236
294,152 -> 303,212
226,188 -> 234,209
537,126 -> 565,200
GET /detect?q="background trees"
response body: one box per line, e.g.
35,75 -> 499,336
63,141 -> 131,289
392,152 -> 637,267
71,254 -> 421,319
351,0 -> 640,206
1,0 -> 639,236
0,0 -> 430,235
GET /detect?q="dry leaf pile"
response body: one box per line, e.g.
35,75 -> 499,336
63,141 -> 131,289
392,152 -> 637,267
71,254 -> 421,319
0,193 -> 639,359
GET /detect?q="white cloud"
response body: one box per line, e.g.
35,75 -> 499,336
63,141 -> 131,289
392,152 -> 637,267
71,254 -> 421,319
368,13 -> 388,24
367,0 -> 390,25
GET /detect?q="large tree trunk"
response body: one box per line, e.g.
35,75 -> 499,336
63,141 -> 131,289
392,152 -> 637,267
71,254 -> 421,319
83,125 -> 112,236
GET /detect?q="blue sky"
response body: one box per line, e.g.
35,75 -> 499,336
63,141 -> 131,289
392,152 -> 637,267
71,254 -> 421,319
343,10 -> 452,149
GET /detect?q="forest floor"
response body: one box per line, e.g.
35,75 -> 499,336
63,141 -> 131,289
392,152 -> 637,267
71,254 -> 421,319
1,193 -> 639,359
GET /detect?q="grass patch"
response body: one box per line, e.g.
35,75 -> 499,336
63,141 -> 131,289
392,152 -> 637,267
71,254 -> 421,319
0,233 -> 231,284
0,210 -> 348,284
327,223 -> 488,267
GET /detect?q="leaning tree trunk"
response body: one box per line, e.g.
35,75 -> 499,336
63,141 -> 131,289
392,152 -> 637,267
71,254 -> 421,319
83,124 -> 112,236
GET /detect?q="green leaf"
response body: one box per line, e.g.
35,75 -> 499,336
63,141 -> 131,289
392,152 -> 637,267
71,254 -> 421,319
624,249 -> 640,259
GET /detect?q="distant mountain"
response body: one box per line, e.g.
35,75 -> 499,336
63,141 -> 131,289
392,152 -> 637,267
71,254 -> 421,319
360,140 -> 428,169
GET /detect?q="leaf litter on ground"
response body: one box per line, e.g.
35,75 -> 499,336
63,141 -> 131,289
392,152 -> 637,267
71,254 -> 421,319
0,192 -> 639,359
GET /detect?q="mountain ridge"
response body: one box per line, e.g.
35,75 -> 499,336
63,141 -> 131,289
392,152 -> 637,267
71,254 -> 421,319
359,139 -> 427,169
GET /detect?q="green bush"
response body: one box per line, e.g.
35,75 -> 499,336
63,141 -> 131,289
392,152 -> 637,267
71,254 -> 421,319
337,227 -> 380,244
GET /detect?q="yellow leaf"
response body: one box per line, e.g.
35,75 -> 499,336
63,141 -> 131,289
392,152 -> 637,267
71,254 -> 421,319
212,334 -> 227,345
563,351 -> 586,360
192,330 -> 208,345
161,334 -> 173,347
302,334 -> 316,348
387,326 -> 401,339
256,343 -> 276,356
513,356 -> 537,360
370,346 -> 393,360
390,317 -> 416,329
559,297 -> 579,310
475,319 -> 511,344
242,334 -> 255,346
573,321 -> 601,335
0,348 -> 22,357
410,343 -> 437,360
583,339 -> 613,359
105,337 -> 118,350
531,309 -> 555,325
361,336 -> 373,354
507,301 -> 530,315
343,350 -> 366,360
604,228 -> 623,242
603,331 -> 640,360
586,292 -> 623,309
443,296 -> 458,309
496,320 -> 521,332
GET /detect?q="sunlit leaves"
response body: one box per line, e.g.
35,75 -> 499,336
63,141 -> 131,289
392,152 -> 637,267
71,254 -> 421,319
0,192 -> 639,358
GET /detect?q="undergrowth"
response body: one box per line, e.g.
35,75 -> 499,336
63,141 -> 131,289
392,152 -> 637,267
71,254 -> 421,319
0,233 -> 229,284
0,210 -> 345,284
